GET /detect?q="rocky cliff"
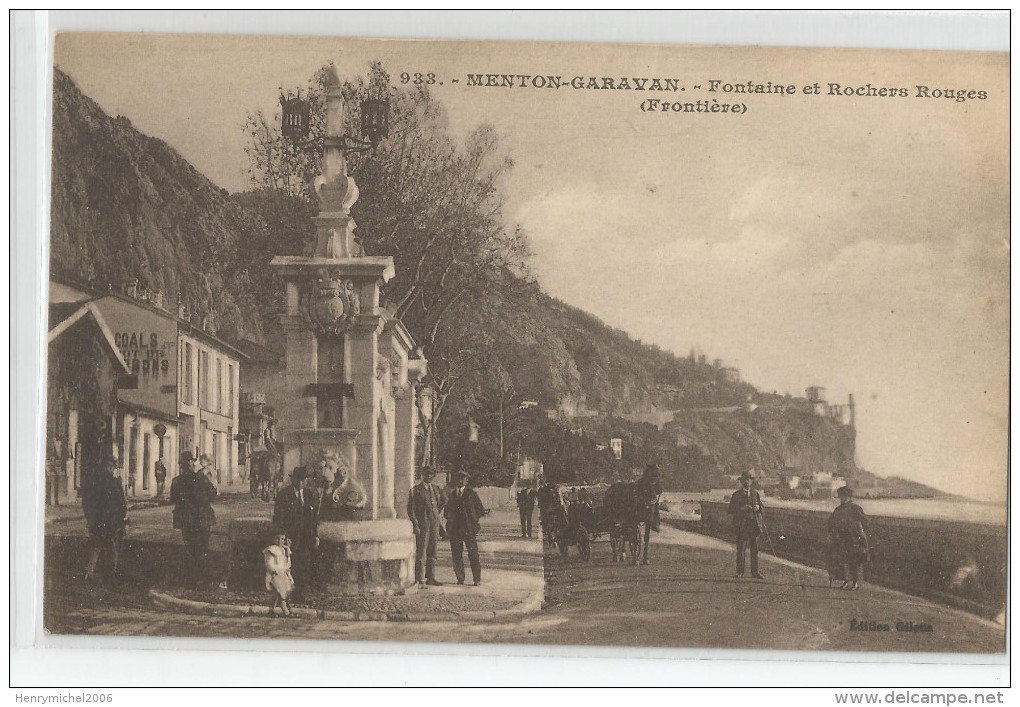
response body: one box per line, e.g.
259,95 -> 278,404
50,68 -> 268,342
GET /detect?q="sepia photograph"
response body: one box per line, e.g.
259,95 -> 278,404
36,27 -> 1007,660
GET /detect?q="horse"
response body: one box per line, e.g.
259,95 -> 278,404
603,466 -> 662,565
248,450 -> 282,501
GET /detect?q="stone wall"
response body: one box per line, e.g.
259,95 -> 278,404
475,486 -> 513,510
697,502 -> 1006,618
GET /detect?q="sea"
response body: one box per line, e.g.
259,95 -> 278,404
660,491 -> 1007,526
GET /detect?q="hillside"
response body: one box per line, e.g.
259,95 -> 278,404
49,68 -> 268,342
50,68 -> 865,490
432,281 -> 758,419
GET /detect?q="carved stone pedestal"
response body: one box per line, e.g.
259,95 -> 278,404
316,519 -> 415,595
226,516 -> 415,596
227,517 -> 276,591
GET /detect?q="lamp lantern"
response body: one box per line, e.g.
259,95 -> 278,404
360,98 -> 389,147
280,94 -> 312,144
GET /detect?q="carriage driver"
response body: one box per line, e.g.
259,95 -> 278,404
262,418 -> 280,456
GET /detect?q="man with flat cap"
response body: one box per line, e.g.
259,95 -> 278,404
828,485 -> 869,590
444,471 -> 486,586
728,469 -> 765,579
407,466 -> 446,586
273,466 -> 319,598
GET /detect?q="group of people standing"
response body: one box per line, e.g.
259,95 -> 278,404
79,450 -> 218,589
406,467 -> 486,587
728,469 -> 870,589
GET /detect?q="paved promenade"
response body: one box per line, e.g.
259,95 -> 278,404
522,523 -> 1005,653
43,493 -> 1004,653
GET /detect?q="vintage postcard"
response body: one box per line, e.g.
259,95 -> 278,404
41,32 -> 1007,656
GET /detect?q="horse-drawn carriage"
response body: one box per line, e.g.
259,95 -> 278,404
539,466 -> 663,564
540,485 -> 605,561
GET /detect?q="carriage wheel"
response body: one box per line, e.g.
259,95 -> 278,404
578,530 -> 591,562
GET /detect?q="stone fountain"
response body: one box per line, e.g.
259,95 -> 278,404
230,65 -> 425,596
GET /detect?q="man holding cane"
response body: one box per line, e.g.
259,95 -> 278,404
728,469 -> 765,580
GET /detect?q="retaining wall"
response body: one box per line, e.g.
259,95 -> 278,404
697,501 -> 1006,618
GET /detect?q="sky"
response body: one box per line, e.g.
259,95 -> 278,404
52,31 -> 1009,502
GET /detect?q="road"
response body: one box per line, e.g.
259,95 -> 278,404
44,498 -> 1005,653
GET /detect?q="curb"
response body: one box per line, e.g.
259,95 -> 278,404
149,583 -> 543,622
45,499 -> 172,525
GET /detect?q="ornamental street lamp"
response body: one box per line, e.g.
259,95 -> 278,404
278,65 -> 389,259
280,86 -> 389,153
417,384 -> 436,469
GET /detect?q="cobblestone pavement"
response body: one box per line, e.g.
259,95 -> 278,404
158,585 -> 521,614
45,495 -> 544,638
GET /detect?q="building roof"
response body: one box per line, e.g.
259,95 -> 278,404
118,399 -> 184,423
48,301 -> 131,375
230,338 -> 284,366
50,278 -> 248,361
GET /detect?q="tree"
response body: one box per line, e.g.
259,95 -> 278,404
474,364 -> 523,461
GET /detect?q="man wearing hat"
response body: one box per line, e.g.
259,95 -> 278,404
516,483 -> 536,538
407,467 -> 446,586
82,458 -> 128,586
728,470 -> 765,579
170,450 -> 218,587
273,466 -> 319,598
828,486 -> 869,590
444,471 -> 486,585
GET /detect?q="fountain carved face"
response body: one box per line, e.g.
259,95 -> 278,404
316,451 -> 349,487
314,449 -> 367,519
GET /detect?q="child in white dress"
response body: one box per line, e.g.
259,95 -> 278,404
262,532 -> 295,617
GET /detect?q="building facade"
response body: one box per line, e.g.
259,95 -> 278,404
50,281 -> 244,496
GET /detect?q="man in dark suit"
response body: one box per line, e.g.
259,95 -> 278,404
828,485 -> 869,590
170,451 -> 217,587
273,466 -> 319,598
82,458 -> 128,586
444,471 -> 486,586
728,469 -> 765,580
406,466 -> 446,586
516,484 -> 536,538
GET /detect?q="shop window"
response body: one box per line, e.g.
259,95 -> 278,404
198,350 -> 208,410
142,433 -> 151,490
182,342 -> 193,405
128,425 -> 139,494
216,358 -> 223,414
